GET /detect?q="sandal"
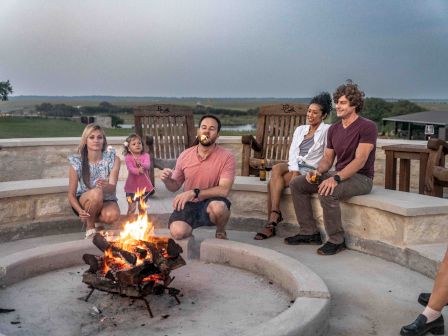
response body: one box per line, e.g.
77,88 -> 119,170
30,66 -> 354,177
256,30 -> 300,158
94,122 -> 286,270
254,210 -> 283,240
85,228 -> 96,239
215,231 -> 228,240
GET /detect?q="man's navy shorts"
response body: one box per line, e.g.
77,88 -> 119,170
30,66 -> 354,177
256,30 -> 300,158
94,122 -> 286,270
168,197 -> 231,229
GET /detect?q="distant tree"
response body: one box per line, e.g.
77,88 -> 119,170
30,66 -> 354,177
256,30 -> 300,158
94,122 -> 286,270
35,102 -> 79,117
99,101 -> 113,109
0,80 -> 13,101
36,102 -> 54,113
362,98 -> 393,124
109,114 -> 124,127
389,100 -> 424,117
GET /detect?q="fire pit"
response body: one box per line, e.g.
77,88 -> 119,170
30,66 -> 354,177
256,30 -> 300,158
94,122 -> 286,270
0,231 -> 330,336
82,233 -> 185,318
82,195 -> 186,318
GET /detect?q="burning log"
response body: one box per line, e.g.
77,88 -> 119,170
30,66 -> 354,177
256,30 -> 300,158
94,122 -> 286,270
93,233 -> 137,265
81,199 -> 185,318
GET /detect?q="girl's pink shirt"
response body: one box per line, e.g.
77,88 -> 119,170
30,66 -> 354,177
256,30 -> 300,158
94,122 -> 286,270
124,153 -> 154,193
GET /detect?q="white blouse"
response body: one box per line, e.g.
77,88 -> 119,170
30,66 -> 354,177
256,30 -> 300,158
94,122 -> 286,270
288,122 -> 330,171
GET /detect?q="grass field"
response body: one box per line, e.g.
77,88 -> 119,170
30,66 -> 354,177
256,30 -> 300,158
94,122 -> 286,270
0,117 -> 252,138
0,117 -> 131,138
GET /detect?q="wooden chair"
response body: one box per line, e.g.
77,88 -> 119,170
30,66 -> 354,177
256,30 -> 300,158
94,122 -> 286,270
241,104 -> 307,176
425,138 -> 448,197
134,104 -> 196,185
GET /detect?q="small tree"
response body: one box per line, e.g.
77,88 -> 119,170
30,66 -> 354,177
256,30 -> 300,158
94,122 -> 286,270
0,80 -> 13,101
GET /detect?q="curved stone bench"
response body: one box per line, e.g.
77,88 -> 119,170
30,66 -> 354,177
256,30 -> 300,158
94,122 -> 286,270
201,239 -> 330,336
0,178 -> 79,242
230,176 -> 448,278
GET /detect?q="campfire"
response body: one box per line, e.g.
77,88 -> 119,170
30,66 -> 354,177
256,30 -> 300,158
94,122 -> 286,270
82,189 -> 186,318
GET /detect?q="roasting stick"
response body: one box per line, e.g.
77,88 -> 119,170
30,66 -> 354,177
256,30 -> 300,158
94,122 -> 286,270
129,150 -> 153,186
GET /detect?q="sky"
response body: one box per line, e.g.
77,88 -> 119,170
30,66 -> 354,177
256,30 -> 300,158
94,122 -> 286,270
1,0 -> 447,99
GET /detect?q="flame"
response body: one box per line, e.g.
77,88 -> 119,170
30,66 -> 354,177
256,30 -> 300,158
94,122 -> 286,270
100,188 -> 155,275
120,189 -> 153,242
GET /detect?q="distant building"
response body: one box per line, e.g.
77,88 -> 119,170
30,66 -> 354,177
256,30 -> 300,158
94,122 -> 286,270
382,110 -> 448,140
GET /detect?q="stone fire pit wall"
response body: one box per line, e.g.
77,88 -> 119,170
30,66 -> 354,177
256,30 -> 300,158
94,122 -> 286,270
200,239 -> 330,336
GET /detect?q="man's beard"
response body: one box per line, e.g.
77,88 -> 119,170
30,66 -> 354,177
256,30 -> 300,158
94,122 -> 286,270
199,138 -> 214,146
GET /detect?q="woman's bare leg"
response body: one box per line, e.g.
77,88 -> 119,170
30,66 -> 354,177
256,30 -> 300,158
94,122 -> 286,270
99,201 -> 121,225
268,163 -> 293,222
79,188 -> 104,230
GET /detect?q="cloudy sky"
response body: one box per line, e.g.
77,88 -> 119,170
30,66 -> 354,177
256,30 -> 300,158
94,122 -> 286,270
1,0 -> 447,98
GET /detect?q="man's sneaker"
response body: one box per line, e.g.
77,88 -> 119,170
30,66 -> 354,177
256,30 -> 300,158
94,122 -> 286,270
284,233 -> 322,245
317,241 -> 346,255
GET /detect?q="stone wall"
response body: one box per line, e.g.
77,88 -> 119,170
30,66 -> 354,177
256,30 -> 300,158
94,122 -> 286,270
0,137 -> 428,191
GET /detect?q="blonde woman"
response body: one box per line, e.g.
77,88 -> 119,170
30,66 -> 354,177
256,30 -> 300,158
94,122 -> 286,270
68,124 -> 121,238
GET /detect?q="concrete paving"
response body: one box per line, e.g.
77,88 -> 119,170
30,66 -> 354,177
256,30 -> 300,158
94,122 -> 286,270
0,180 -> 446,335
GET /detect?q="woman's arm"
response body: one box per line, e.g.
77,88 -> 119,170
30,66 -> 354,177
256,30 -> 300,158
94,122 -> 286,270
68,166 -> 83,213
108,155 -> 120,192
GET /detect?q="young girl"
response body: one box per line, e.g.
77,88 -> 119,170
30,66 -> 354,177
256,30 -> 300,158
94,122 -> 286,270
123,133 -> 154,215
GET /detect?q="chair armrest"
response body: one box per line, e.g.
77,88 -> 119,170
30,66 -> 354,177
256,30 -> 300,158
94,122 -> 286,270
427,139 -> 448,151
145,135 -> 154,147
241,135 -> 263,152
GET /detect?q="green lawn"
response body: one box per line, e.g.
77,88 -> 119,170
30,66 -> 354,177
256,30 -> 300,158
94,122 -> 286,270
0,117 -> 130,138
0,117 -> 252,138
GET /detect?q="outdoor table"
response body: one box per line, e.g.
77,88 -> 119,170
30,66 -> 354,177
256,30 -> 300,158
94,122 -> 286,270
383,144 -> 429,194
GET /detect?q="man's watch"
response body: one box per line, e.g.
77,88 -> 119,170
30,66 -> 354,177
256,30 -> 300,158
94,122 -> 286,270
334,175 -> 341,184
193,188 -> 200,199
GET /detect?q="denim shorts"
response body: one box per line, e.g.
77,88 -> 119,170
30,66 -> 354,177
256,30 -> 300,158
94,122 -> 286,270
298,163 -> 316,175
168,197 -> 231,229
71,196 -> 118,216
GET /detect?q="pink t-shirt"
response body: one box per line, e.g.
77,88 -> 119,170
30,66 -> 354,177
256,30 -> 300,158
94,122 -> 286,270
171,145 -> 236,192
124,153 -> 154,193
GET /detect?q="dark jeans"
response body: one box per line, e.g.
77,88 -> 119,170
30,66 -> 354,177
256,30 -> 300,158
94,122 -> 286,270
289,172 -> 373,244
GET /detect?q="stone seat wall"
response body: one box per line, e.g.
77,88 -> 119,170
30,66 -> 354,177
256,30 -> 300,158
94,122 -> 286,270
2,176 -> 448,277
3,176 -> 448,245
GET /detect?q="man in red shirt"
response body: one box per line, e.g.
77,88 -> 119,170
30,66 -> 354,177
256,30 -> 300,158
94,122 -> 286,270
160,115 -> 236,240
285,81 -> 377,255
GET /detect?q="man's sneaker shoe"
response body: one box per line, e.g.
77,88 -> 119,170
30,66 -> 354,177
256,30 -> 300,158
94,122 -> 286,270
400,314 -> 444,336
418,292 -> 448,307
317,241 -> 346,255
284,233 -> 322,245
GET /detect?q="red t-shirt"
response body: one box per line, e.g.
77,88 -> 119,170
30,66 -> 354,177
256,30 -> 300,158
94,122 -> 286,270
171,145 -> 236,191
327,117 -> 377,178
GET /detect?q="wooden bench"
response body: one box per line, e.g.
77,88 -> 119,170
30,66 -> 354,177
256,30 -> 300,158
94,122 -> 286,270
134,104 -> 196,185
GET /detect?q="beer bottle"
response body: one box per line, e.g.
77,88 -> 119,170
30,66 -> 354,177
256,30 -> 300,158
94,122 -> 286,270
259,159 -> 267,181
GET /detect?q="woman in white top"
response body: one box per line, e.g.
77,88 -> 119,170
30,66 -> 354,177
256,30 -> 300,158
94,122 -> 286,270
254,92 -> 332,240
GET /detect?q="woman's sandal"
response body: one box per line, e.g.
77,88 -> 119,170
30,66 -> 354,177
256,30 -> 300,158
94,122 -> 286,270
215,231 -> 228,240
254,210 -> 283,240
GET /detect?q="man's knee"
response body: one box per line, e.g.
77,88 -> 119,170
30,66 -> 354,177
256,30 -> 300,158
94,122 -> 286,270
289,175 -> 307,192
207,201 -> 230,222
169,221 -> 192,240
318,193 -> 339,207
